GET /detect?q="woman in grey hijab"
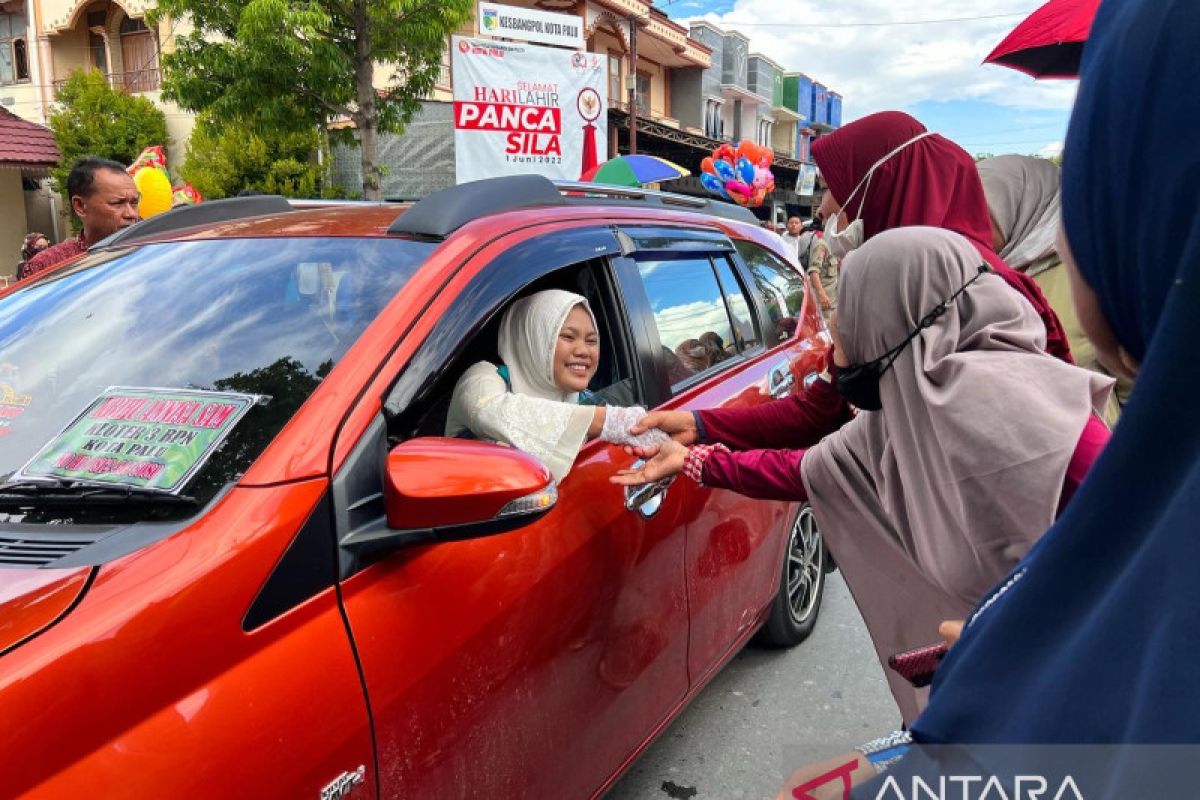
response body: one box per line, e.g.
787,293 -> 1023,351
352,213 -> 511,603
978,154 -> 1129,418
614,226 -> 1112,721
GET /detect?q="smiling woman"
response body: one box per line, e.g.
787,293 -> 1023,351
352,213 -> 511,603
444,289 -> 667,483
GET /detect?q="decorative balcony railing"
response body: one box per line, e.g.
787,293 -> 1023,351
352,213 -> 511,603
54,67 -> 160,95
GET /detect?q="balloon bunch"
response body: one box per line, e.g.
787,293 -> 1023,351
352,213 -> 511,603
699,139 -> 775,207
127,146 -> 203,219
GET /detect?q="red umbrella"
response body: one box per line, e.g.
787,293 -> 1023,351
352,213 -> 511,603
985,0 -> 1101,79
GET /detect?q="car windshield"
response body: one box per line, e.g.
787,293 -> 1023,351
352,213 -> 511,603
0,236 -> 434,524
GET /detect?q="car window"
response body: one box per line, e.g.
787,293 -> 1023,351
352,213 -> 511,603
712,256 -> 761,351
0,237 -> 434,523
398,258 -> 639,438
734,240 -> 807,343
634,255 -> 742,391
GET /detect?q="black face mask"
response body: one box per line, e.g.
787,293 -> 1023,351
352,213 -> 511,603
833,265 -> 989,411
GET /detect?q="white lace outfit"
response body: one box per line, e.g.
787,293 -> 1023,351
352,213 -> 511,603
444,289 -> 667,483
445,360 -> 594,482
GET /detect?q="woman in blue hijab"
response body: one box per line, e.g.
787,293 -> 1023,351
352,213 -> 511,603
851,0 -> 1200,793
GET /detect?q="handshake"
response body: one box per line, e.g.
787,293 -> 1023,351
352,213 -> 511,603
598,408 -> 698,452
600,409 -> 699,487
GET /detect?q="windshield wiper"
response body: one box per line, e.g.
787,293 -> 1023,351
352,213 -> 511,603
0,480 -> 197,508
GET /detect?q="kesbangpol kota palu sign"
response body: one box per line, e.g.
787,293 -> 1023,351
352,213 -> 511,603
478,2 -> 584,50
452,35 -> 607,183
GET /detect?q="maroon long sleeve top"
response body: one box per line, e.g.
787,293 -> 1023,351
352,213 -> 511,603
695,378 -> 1110,510
694,377 -> 850,501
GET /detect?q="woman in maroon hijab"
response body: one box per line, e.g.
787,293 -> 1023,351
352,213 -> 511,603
811,110 -> 1073,362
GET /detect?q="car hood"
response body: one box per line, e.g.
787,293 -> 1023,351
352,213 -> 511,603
0,567 -> 92,654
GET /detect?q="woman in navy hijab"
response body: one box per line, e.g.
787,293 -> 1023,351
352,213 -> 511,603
854,0 -> 1200,793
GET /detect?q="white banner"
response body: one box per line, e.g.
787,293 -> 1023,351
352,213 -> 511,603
452,36 -> 607,184
478,2 -> 584,50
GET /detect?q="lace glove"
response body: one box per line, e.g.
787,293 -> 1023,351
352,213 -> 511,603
854,729 -> 912,773
599,406 -> 671,449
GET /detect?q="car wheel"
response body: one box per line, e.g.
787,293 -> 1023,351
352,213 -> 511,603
755,503 -> 825,648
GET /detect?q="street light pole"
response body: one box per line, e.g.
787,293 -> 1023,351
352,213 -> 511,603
627,15 -> 638,154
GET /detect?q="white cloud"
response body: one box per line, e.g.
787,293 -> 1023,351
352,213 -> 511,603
1037,140 -> 1064,158
681,1 -> 1078,120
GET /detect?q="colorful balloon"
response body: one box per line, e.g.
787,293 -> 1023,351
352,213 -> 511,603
736,157 -> 756,185
713,159 -> 736,182
725,179 -> 752,199
701,157 -> 717,177
700,172 -> 730,199
133,167 -> 173,219
752,166 -> 772,190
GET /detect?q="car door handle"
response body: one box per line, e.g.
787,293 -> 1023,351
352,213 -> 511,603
767,360 -> 796,399
623,461 -> 674,517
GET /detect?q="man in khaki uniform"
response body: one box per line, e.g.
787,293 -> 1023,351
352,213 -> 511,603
806,231 -> 838,322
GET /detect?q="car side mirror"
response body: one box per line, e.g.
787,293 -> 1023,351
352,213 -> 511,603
380,437 -> 556,545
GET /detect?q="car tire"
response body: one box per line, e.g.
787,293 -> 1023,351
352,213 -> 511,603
754,503 -> 825,648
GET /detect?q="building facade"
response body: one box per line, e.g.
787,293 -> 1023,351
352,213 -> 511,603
0,0 -> 194,264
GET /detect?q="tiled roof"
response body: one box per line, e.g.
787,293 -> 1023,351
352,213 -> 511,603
0,106 -> 60,168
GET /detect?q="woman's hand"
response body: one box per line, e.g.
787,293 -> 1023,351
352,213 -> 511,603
626,409 -> 697,446
610,439 -> 688,486
939,619 -> 964,647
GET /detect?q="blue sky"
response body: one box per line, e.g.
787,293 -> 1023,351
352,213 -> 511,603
662,1 -> 1077,158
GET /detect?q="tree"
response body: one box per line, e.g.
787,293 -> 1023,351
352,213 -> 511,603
155,0 -> 472,200
180,114 -> 346,199
47,69 -> 170,203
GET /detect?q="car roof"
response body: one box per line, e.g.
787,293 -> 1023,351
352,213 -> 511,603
91,176 -> 768,249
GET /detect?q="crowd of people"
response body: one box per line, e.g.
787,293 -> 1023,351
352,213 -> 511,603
448,0 -> 1190,795
7,0 -> 1190,792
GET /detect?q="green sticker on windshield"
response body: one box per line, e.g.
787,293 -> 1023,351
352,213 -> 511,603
15,387 -> 259,494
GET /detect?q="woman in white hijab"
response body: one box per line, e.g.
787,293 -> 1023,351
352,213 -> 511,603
978,154 -> 1129,418
613,227 -> 1112,721
446,289 -> 664,483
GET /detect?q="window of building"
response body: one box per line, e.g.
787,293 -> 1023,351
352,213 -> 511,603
700,98 -> 715,138
635,255 -> 751,391
120,16 -> 149,34
608,53 -> 621,107
635,71 -> 651,116
0,13 -> 29,85
89,32 -> 108,76
119,15 -> 159,92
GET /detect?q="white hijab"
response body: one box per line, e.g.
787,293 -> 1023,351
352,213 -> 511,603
498,289 -> 598,401
977,154 -> 1062,276
444,289 -> 598,483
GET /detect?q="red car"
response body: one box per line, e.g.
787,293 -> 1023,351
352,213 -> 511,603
0,176 -> 831,798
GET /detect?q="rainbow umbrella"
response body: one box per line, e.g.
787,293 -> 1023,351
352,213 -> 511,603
581,155 -> 690,187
